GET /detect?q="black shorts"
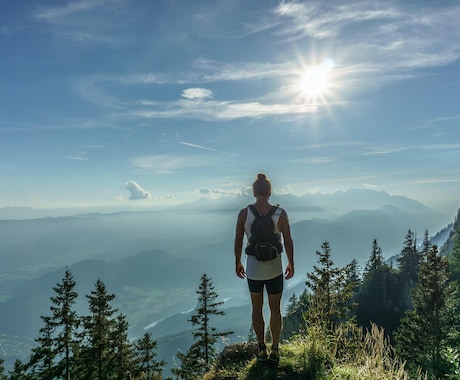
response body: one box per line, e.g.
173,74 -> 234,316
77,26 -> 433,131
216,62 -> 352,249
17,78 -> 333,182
247,274 -> 283,295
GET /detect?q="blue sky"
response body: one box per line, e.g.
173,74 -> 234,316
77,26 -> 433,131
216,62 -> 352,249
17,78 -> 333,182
1,0 -> 460,212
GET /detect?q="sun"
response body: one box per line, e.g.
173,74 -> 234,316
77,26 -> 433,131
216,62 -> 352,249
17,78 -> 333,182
299,58 -> 335,98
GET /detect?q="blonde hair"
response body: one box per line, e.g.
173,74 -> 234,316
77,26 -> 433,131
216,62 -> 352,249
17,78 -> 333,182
252,173 -> 271,196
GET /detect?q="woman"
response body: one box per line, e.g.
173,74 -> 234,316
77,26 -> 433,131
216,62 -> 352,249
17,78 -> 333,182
234,173 -> 294,363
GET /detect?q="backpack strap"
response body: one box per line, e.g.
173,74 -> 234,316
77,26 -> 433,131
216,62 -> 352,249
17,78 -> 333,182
248,204 -> 279,217
248,204 -> 260,217
267,205 -> 279,217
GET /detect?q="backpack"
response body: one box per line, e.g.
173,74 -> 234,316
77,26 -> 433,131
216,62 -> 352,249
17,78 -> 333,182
245,204 -> 283,261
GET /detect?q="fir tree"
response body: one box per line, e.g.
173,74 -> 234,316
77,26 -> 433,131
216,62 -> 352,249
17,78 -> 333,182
173,273 -> 233,379
247,325 -> 256,343
421,229 -> 431,260
357,239 -> 405,337
28,268 -> 79,380
306,241 -> 358,330
49,268 -> 79,380
336,259 -> 359,323
281,289 -> 310,339
9,359 -> 30,380
364,238 -> 384,274
0,357 -> 8,380
448,209 -> 460,284
79,279 -> 117,380
306,241 -> 339,329
395,245 -> 460,378
397,230 -> 421,286
134,332 -> 166,380
112,314 -> 134,380
28,319 -> 55,380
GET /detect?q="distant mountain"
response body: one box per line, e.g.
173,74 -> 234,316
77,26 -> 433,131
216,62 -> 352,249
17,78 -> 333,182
0,250 -> 212,336
0,190 -> 457,371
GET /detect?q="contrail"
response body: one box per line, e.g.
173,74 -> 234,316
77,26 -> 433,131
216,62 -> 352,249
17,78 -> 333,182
179,141 -> 231,155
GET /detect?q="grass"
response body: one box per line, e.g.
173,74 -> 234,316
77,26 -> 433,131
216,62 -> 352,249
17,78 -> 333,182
204,323 -> 416,380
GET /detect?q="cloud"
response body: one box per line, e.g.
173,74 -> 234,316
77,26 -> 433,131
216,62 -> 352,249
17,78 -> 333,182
196,186 -> 251,199
32,0 -> 132,47
130,153 -> 222,173
181,88 -> 213,100
126,180 -> 152,200
273,1 -> 460,75
65,152 -> 88,160
53,0 -> 460,126
179,141 -> 231,155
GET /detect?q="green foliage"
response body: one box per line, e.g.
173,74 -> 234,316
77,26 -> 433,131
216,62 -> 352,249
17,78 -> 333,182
395,245 -> 460,378
78,279 -> 119,380
205,323 -> 411,380
282,289 -> 309,339
6,212 -> 460,379
27,267 -> 80,380
306,241 -> 358,330
448,209 -> 460,284
0,358 -> 6,380
134,332 -> 166,379
397,229 -> 423,304
9,359 -> 31,380
172,273 -> 233,379
20,271 -> 164,380
357,239 -> 405,336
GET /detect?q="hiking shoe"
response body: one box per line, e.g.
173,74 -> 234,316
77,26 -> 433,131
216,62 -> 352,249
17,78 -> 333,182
256,343 -> 268,362
269,346 -> 279,363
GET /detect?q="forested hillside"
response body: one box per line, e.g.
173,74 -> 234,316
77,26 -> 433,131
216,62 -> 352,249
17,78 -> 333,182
1,210 -> 459,379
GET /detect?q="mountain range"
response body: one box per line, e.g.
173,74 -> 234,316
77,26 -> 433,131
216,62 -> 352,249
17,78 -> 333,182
0,189 -> 456,372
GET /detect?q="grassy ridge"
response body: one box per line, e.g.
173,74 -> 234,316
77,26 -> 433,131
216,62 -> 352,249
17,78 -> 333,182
204,324 -> 421,380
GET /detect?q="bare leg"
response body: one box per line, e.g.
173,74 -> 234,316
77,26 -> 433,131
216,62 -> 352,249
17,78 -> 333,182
250,292 -> 265,344
268,292 -> 282,347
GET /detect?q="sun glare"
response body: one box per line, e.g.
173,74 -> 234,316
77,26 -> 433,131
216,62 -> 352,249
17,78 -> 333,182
299,58 -> 335,98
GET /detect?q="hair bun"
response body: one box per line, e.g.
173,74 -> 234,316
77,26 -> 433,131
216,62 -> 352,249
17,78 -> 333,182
257,173 -> 266,180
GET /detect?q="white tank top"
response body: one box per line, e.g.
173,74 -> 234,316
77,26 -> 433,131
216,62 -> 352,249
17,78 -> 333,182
244,205 -> 283,280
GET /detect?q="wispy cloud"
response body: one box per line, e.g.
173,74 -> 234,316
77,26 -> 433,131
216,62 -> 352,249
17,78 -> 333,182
179,141 -> 231,156
130,153 -> 221,174
273,1 -> 460,83
34,1 -> 102,22
65,152 -> 88,161
33,0 -> 131,46
40,0 -> 460,126
195,186 -> 251,199
362,143 -> 460,156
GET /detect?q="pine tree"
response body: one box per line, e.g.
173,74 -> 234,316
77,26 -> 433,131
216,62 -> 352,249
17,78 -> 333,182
306,241 -> 356,330
0,357 -> 8,380
306,241 -> 339,329
281,289 -> 310,339
28,268 -> 80,380
336,259 -> 359,323
50,268 -> 79,380
364,239 -> 384,274
247,325 -> 256,343
134,332 -> 166,380
395,245 -> 460,378
448,209 -> 460,284
421,229 -> 431,260
112,314 -> 134,380
79,279 -> 117,380
172,274 -> 233,379
357,239 -> 403,336
397,229 -> 421,286
28,319 -> 55,379
8,359 -> 30,380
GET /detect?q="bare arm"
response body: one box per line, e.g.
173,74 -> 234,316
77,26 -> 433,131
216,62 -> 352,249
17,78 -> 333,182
234,208 -> 247,279
279,210 -> 294,279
